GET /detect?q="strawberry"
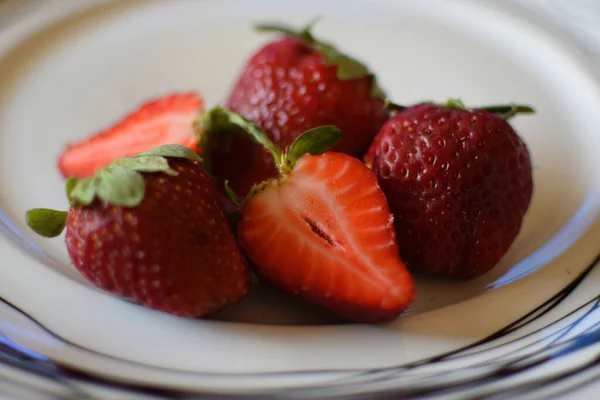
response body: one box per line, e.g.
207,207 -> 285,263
58,93 -> 204,178
27,145 -> 249,318
364,100 -> 535,279
204,107 -> 414,323
202,21 -> 389,212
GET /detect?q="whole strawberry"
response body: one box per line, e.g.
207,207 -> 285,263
27,145 -> 249,317
364,100 -> 534,279
203,21 -> 389,211
203,107 -> 414,323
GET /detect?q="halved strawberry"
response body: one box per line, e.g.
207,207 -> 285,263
58,92 -> 204,178
201,107 -> 414,323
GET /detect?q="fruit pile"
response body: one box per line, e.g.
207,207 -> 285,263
26,21 -> 533,323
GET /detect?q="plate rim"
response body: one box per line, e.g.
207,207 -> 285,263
0,0 -> 600,397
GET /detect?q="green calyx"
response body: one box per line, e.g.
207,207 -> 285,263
201,107 -> 341,173
25,144 -> 203,238
385,98 -> 535,120
200,106 -> 283,171
68,145 -> 202,208
284,125 -> 342,170
25,209 -> 69,238
475,103 -> 535,119
255,20 -> 385,99
255,18 -> 319,43
199,106 -> 341,204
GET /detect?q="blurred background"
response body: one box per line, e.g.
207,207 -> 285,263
1,0 -> 598,75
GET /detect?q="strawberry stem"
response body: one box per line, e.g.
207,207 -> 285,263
255,19 -> 318,43
385,99 -> 535,120
478,104 -> 535,119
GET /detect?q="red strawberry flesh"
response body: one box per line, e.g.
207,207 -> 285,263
238,152 -> 414,322
59,93 -> 204,178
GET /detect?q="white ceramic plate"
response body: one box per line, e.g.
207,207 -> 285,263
1,0 -> 600,398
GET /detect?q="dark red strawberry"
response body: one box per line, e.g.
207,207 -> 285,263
202,21 -> 389,212
27,145 -> 249,317
59,93 -> 204,178
204,107 -> 414,323
364,100 -> 534,279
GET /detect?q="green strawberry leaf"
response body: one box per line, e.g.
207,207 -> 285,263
139,144 -> 203,163
443,98 -> 467,110
385,98 -> 535,120
65,177 -> 79,202
95,167 -> 145,207
25,208 -> 68,238
441,98 -> 535,120
255,19 -> 386,99
255,24 -> 315,43
200,107 -> 283,166
479,104 -> 535,119
201,107 -> 345,176
316,42 -> 369,80
27,146 -> 205,239
67,144 -> 203,208
284,126 -> 342,170
224,180 -> 243,206
113,155 -> 177,176
71,177 -> 97,206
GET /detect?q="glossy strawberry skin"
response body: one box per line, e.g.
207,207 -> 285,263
65,159 -> 249,317
237,152 -> 414,322
364,104 -> 533,279
211,38 -> 388,206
